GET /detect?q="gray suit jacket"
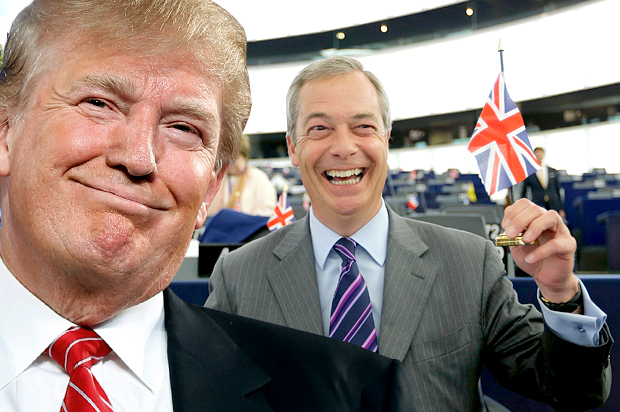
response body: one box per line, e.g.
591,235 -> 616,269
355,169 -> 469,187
206,207 -> 612,411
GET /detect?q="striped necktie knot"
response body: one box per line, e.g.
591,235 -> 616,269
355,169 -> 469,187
49,326 -> 111,374
48,326 -> 114,412
330,237 -> 378,352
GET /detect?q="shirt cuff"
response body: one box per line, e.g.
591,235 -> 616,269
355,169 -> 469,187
538,278 -> 607,347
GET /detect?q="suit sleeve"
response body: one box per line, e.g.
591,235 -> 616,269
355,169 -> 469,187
204,256 -> 235,313
480,241 -> 612,411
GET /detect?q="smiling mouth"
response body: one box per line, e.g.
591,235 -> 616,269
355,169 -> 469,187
325,168 -> 364,186
77,180 -> 169,211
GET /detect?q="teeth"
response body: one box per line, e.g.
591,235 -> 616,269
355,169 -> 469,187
326,168 -> 362,178
332,176 -> 362,185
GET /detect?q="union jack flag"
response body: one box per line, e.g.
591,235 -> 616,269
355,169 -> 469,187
468,73 -> 540,195
267,191 -> 295,231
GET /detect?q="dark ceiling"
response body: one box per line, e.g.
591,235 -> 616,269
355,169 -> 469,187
247,0 -> 586,66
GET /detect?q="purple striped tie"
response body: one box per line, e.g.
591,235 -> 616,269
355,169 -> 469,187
330,237 -> 378,352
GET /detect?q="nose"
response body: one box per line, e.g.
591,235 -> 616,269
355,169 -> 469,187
106,110 -> 158,178
329,127 -> 359,160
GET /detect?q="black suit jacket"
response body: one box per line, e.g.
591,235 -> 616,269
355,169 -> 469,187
163,288 -> 412,412
520,166 -> 563,212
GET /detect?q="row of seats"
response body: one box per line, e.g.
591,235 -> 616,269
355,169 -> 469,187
254,166 -> 620,272
558,171 -> 620,272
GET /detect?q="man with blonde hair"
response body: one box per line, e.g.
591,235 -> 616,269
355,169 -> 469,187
0,3 -> 412,411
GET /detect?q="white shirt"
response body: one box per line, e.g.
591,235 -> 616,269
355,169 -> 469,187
0,258 -> 173,412
536,163 -> 549,189
310,202 -> 606,347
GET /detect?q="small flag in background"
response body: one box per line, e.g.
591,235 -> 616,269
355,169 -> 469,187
232,193 -> 242,211
467,73 -> 540,195
406,193 -> 420,211
267,191 -> 295,231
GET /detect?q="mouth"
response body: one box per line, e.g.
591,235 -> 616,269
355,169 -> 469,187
324,168 -> 364,186
77,180 -> 170,211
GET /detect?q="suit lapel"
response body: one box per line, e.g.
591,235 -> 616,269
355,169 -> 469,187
164,289 -> 273,412
379,209 -> 438,361
267,218 -> 324,335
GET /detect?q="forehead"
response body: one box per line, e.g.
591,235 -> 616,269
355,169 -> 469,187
297,72 -> 381,119
44,42 -> 221,100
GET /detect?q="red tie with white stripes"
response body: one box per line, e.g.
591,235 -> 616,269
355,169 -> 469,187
48,326 -> 114,412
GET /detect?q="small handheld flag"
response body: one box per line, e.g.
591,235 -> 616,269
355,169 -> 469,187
406,193 -> 419,211
267,191 -> 295,231
467,73 -> 540,196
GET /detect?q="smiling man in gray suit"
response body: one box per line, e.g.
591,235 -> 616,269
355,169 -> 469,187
206,56 -> 612,411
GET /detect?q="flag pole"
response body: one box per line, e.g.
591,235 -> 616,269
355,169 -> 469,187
498,39 -> 505,74
498,38 -> 516,205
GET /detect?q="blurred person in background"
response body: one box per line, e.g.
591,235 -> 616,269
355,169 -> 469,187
208,134 -> 276,217
520,147 -> 565,219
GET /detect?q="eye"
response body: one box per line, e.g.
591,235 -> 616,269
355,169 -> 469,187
164,121 -> 206,150
306,124 -> 332,139
172,123 -> 199,134
83,98 -> 108,108
354,123 -> 378,136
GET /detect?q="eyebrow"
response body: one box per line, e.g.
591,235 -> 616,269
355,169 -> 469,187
302,111 -> 329,125
352,112 -> 380,123
70,74 -> 138,101
302,111 -> 380,125
168,98 -> 219,124
70,74 -> 219,124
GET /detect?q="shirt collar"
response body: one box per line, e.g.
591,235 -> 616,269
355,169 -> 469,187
0,256 -> 166,393
309,200 -> 389,269
94,290 -> 166,393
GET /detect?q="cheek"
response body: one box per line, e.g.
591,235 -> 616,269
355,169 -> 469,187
296,140 -> 325,169
43,117 -> 111,169
164,152 -> 215,207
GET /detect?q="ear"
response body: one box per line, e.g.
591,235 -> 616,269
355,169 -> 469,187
286,133 -> 299,167
194,165 -> 227,230
0,118 -> 12,176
